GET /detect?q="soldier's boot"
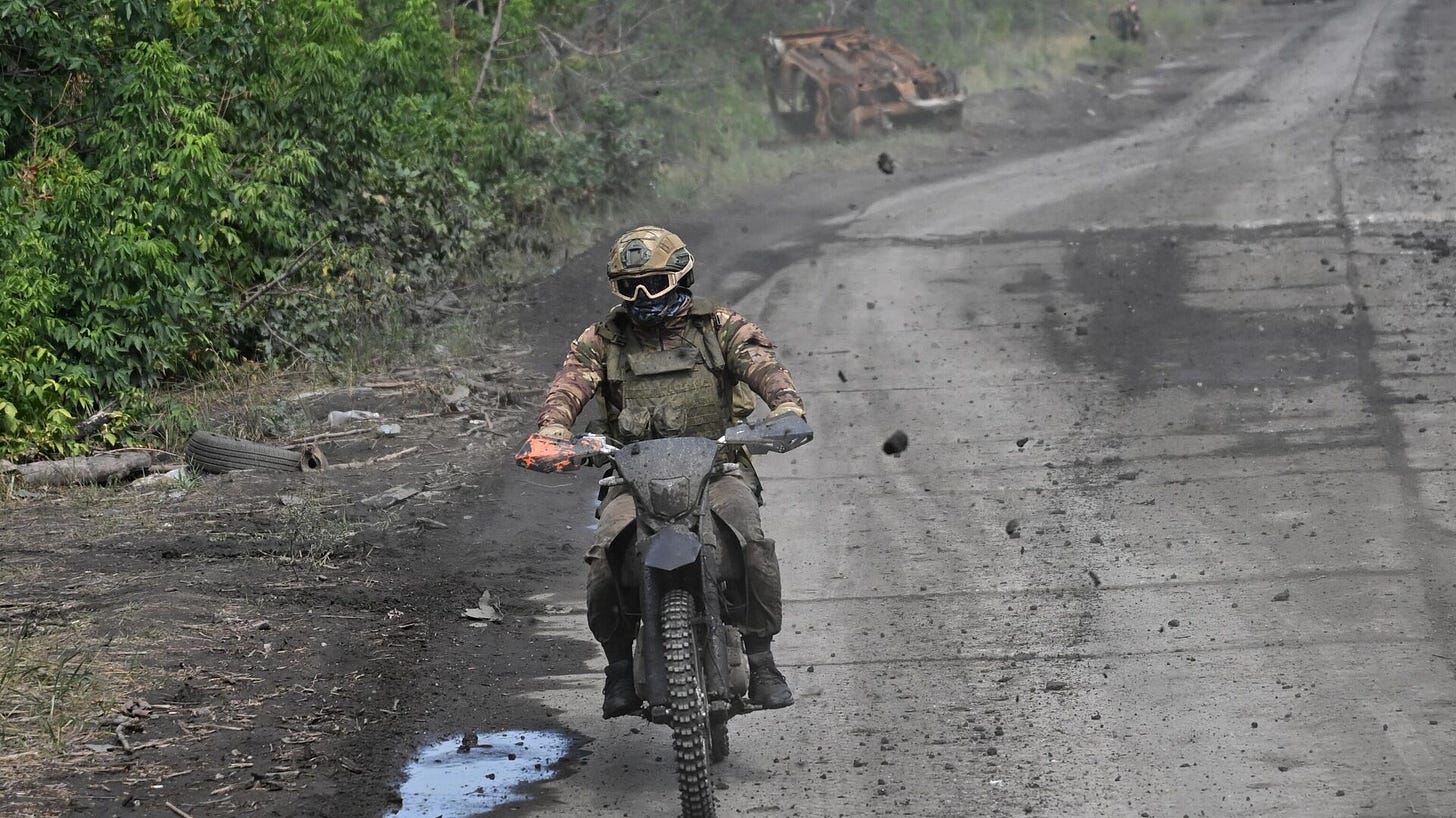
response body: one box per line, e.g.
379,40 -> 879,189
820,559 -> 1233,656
602,659 -> 642,719
746,650 -> 794,710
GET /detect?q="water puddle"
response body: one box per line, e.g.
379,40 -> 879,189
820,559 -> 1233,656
390,730 -> 571,818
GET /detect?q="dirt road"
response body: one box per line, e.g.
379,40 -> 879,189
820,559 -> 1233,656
515,1 -> 1456,816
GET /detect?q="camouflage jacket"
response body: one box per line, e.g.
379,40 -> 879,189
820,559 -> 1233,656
536,298 -> 804,432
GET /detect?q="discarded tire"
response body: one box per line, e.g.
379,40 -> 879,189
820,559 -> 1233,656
185,431 -> 327,474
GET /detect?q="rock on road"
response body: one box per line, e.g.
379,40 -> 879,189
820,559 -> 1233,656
517,2 -> 1456,815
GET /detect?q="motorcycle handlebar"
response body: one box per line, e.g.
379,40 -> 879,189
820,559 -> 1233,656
515,415 -> 812,474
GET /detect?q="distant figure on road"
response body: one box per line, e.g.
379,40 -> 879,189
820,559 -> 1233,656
1111,0 -> 1143,42
532,226 -> 807,718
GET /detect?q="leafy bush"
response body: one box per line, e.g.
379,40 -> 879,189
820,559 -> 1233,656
0,0 -> 630,460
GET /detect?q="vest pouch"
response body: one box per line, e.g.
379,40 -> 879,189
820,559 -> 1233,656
626,347 -> 698,376
618,405 -> 654,439
656,404 -> 688,436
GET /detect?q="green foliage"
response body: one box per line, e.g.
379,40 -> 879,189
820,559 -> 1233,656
0,0 -> 638,461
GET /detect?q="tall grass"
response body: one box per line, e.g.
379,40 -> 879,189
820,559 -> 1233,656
0,622 -> 108,756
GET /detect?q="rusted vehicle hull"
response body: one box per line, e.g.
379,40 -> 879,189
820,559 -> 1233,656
763,28 -> 965,139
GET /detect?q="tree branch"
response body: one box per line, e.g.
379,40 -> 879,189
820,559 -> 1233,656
539,26 -> 624,58
471,0 -> 509,106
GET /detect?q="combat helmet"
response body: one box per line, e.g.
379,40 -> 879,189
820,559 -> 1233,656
607,226 -> 695,301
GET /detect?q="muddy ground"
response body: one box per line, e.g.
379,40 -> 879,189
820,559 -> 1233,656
5,1 -> 1456,816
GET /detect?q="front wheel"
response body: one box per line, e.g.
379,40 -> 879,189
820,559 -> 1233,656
663,589 -> 716,817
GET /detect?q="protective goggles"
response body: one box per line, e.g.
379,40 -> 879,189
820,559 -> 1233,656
610,270 -> 682,301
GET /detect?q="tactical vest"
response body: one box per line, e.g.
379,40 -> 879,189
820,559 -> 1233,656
597,299 -> 734,442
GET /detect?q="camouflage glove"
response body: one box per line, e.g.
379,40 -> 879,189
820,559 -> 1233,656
537,422 -> 573,441
766,404 -> 805,420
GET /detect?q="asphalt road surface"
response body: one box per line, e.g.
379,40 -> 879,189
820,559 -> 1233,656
515,1 -> 1456,815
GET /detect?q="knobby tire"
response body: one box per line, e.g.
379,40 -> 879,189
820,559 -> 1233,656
662,589 -> 716,818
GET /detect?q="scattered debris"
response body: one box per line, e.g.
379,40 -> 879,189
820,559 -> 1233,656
881,430 -> 909,455
120,698 -> 153,718
1016,437 -> 1030,448
4,451 -> 153,487
362,485 -> 422,509
876,152 -> 896,174
328,409 -> 381,428
330,446 -> 422,470
837,370 -> 848,383
165,801 -> 199,818
413,290 -> 468,324
462,589 -> 505,625
378,423 -> 402,437
186,431 -> 326,474
444,384 -> 472,410
1005,519 -> 1021,539
1087,569 -> 1102,587
132,466 -> 189,488
1044,680 -> 1068,691
1272,589 -> 1291,602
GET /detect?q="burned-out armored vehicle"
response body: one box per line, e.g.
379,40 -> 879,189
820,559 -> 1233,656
762,28 -> 965,138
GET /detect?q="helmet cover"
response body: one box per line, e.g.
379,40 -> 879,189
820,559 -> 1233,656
607,226 -> 695,300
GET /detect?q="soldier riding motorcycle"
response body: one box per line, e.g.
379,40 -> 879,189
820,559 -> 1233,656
521,226 -> 810,720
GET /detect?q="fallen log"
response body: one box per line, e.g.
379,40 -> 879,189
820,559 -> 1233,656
7,451 -> 153,487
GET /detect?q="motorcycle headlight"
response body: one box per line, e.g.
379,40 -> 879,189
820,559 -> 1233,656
649,477 -> 693,519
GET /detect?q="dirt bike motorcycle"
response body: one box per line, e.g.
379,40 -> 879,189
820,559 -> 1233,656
515,413 -> 812,818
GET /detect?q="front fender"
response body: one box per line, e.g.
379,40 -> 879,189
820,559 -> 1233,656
644,525 -> 702,571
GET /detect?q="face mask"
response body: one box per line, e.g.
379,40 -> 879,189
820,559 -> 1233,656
627,288 -> 691,326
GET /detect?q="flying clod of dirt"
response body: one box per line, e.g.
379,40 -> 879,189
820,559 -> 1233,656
882,430 -> 909,455
877,152 -> 895,175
